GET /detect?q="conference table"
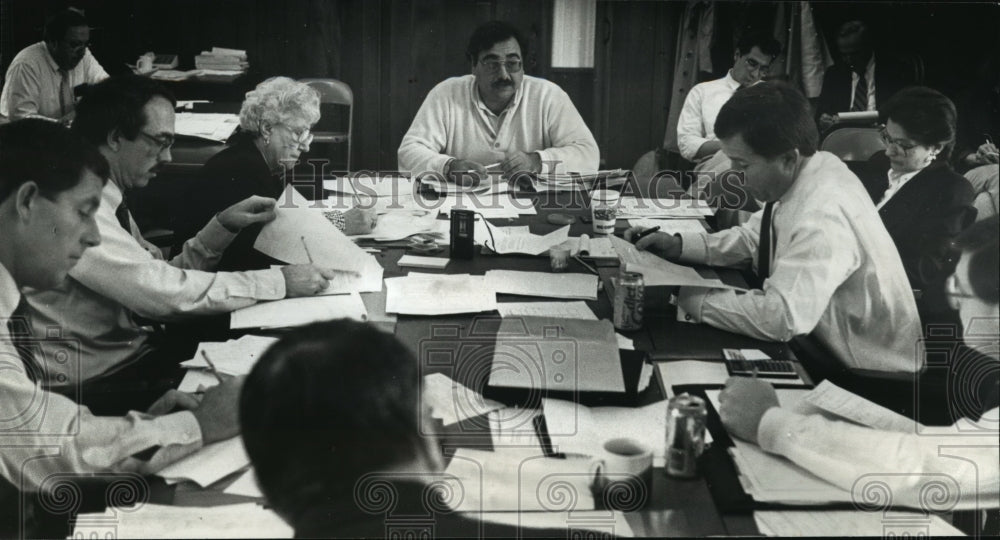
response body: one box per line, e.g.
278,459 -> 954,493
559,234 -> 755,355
125,180 -> 811,538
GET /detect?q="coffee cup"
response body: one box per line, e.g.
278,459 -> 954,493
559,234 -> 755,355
593,437 -> 652,510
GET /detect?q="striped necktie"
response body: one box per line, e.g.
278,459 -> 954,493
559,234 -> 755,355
851,72 -> 868,112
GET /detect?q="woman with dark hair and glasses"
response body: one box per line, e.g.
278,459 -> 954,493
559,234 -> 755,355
857,86 -> 977,333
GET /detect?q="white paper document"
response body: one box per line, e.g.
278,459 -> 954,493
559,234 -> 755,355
486,270 -> 598,300
478,510 -> 633,537
488,408 -> 545,453
543,398 -> 674,467
484,225 -> 570,255
803,380 -> 916,433
254,187 -> 375,274
73,503 -> 292,539
442,448 -> 597,512
617,196 -> 714,218
397,254 -> 449,269
180,335 -> 279,375
230,292 -> 368,329
554,234 -> 618,259
754,510 -> 964,537
384,273 -> 497,315
224,468 -> 265,499
351,208 -> 442,242
157,437 -> 250,487
323,175 -> 416,198
496,301 -> 597,320
656,360 -> 730,398
177,369 -> 220,393
423,372 -> 504,426
609,235 -> 739,289
628,218 -> 707,234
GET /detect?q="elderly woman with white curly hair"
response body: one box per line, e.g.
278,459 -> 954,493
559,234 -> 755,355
175,76 -> 373,271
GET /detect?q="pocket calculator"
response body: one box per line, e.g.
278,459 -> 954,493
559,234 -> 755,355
723,349 -> 799,378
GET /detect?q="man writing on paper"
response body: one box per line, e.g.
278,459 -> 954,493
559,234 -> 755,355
23,76 -> 335,413
625,82 -> 922,374
0,120 -> 242,522
397,21 -> 599,184
718,217 -> 999,512
0,8 -> 109,123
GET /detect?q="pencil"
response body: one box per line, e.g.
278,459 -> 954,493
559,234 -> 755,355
751,363 -> 759,380
573,255 -> 599,275
200,350 -> 225,384
300,236 -> 314,263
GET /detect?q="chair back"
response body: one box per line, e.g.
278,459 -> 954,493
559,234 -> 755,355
300,78 -> 353,171
821,126 -> 886,162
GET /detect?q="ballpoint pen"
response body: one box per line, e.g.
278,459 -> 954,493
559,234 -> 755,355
301,235 -> 314,263
573,255 -> 599,275
631,226 -> 661,244
200,350 -> 225,384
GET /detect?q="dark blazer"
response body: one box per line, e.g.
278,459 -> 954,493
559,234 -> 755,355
815,55 -> 914,118
172,134 -> 285,271
858,152 -> 976,327
293,480 -> 587,538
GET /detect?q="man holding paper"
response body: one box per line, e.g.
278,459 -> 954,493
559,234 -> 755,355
397,21 -> 599,184
625,82 -> 921,374
22,76 -> 336,404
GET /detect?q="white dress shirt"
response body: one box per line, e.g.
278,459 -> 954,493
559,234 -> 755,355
0,262 -> 202,492
675,151 -> 923,373
759,402 -> 999,509
0,41 -> 108,120
876,167 -> 924,209
397,74 -> 599,176
849,54 -> 878,112
24,180 -> 285,383
676,70 -> 741,161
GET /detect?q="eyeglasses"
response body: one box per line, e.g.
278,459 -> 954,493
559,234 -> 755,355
479,59 -> 523,74
878,126 -> 919,155
139,131 -> 174,152
278,125 -> 313,147
744,56 -> 771,74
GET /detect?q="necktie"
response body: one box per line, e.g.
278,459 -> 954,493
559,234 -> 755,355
852,72 -> 868,112
59,69 -> 73,117
116,194 -> 132,234
755,201 -> 776,288
6,297 -> 42,382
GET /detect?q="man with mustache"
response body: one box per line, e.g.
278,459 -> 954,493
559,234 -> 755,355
22,75 -> 336,414
0,8 -> 109,123
398,21 -> 598,184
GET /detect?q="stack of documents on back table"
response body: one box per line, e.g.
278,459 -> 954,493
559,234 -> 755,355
617,196 -> 714,218
180,335 -> 278,376
74,502 -> 291,539
609,235 -> 741,289
384,273 -> 497,315
174,112 -> 240,142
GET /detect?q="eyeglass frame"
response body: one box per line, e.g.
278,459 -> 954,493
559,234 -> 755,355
478,58 -> 523,74
878,125 -> 920,155
138,131 -> 175,152
742,55 -> 771,74
275,124 -> 314,147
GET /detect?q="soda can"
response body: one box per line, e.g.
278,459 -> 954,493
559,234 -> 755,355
665,393 -> 707,478
613,271 -> 644,331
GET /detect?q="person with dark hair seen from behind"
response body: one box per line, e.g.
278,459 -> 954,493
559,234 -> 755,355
398,20 -> 598,185
241,320 -> 578,538
718,216 -> 999,524
21,75 -> 336,415
624,81 -> 922,376
0,8 -> 109,123
855,86 -> 976,334
816,20 -> 914,133
1,120 -> 242,537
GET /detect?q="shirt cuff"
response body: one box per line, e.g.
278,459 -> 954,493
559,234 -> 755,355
435,155 -> 455,177
248,268 -> 287,300
676,287 -> 708,323
757,406 -> 802,455
195,216 -> 239,255
676,232 -> 709,264
535,149 -> 558,174
155,410 -> 203,447
678,136 -> 708,161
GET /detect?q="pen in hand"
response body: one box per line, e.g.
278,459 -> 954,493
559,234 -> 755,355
301,236 -> 314,264
631,226 -> 661,244
200,350 -> 225,384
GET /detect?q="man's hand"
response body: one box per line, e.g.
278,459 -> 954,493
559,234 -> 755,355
623,226 -> 683,260
501,151 -> 542,176
218,195 -> 277,232
718,377 -> 779,445
446,159 -> 487,188
191,375 -> 245,444
281,264 -> 344,297
974,142 -> 999,165
343,206 -> 377,236
147,389 -> 201,416
818,113 -> 837,132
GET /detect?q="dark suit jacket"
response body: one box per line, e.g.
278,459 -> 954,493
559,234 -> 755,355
858,152 -> 976,327
815,55 -> 914,117
172,134 -> 285,271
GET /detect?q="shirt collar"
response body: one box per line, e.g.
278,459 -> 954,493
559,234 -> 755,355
723,70 -> 741,90
0,262 -> 19,323
778,152 -> 823,205
103,178 -> 125,209
472,76 -> 523,117
40,41 -> 63,73
887,166 -> 923,186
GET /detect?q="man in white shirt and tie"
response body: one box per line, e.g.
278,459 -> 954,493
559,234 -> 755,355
626,81 -> 922,374
0,8 -> 109,123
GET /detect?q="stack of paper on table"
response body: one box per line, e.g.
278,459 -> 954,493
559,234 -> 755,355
157,437 -> 249,487
609,235 -> 740,289
497,301 -> 597,320
543,398 -> 696,468
420,174 -> 510,195
442,448 -> 598,511
485,270 -> 598,300
323,175 -> 417,199
528,169 -> 628,191
628,218 -> 707,234
552,234 -> 618,259
487,316 -> 624,392
180,335 -> 278,376
350,208 -> 442,242
384,273 -> 496,315
617,196 -> 714,218
173,112 -> 240,142
423,372 -> 504,426
754,510 -> 964,537
230,292 -> 368,329
397,254 -> 449,269
482,224 -> 570,255
73,503 -> 291,539
656,359 -> 806,398
254,186 -> 378,275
